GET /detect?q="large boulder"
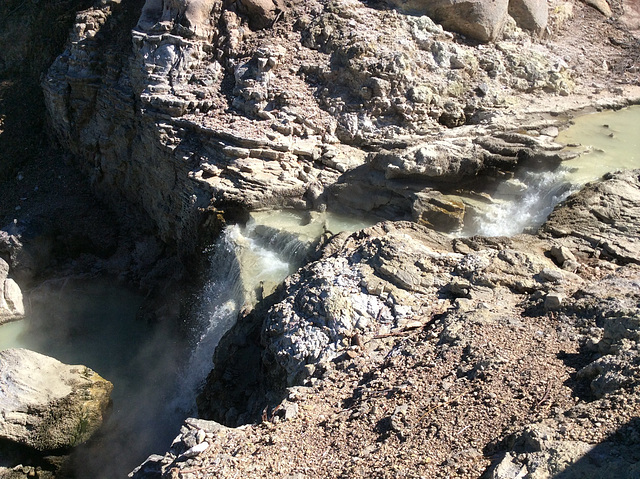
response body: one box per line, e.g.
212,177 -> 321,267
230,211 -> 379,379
386,0 -> 548,41
508,0 -> 548,34
386,0 -> 510,42
0,349 -> 113,452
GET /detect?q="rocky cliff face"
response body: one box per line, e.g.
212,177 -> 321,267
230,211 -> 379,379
43,0 -> 624,255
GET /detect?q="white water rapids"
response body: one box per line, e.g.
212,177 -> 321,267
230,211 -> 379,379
463,104 -> 640,237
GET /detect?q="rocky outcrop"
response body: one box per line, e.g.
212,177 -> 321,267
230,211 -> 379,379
0,348 -> 112,452
189,170 -> 640,477
540,169 -> 640,265
42,0 -> 579,256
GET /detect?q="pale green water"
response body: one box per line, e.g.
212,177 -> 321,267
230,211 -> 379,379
466,104 -> 640,236
558,105 -> 640,185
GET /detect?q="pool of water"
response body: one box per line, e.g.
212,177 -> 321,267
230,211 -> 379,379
557,105 -> 640,184
0,278 -> 188,478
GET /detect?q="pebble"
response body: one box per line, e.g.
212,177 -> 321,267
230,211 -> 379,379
544,292 -> 564,310
181,441 -> 209,459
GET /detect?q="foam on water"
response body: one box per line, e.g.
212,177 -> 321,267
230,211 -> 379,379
466,105 -> 640,237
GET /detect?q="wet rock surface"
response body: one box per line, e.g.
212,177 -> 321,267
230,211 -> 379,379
0,349 -> 112,478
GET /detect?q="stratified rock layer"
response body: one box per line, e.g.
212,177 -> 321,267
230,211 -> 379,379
43,0 -> 579,253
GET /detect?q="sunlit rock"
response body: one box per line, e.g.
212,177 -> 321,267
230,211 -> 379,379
0,349 -> 112,452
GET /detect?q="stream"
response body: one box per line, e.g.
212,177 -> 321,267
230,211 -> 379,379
0,105 -> 639,477
462,104 -> 640,237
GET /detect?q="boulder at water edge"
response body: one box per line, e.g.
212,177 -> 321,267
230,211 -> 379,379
0,348 -> 112,451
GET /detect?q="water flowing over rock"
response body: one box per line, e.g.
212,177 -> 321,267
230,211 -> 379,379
0,349 -> 112,452
10,0 -> 639,475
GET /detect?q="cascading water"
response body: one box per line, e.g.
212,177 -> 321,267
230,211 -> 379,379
463,167 -> 575,237
175,210 -> 373,411
463,105 -> 640,237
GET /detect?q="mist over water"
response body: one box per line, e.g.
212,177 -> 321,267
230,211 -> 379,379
4,106 -> 634,474
0,210 -> 372,477
0,279 -> 189,478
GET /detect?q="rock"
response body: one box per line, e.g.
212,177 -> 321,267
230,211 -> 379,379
550,244 -> 577,267
0,258 -> 24,325
541,170 -> 640,265
413,193 -> 465,232
582,0 -> 613,17
387,0 -> 510,42
539,268 -> 564,283
180,441 -> 209,459
620,0 -> 640,36
508,0 -> 548,35
2,279 -> 25,319
544,292 -> 564,310
137,0 -> 222,39
235,0 -> 287,30
489,452 -> 526,478
0,349 -> 112,451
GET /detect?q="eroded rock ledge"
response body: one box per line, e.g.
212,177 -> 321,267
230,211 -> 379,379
42,0 -> 640,257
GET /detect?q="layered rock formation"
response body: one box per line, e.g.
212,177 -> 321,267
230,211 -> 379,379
10,0 -> 639,476
42,0 -> 588,254
184,170 -> 640,478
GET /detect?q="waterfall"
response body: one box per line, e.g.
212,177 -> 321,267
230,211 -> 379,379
171,210 -> 374,415
169,216 -> 318,415
465,105 -> 640,237
466,167 -> 575,237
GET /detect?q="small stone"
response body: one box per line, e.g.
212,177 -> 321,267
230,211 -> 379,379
181,441 -> 209,458
544,292 -> 564,310
540,268 -> 564,283
540,126 -> 559,137
476,83 -> 489,97
550,245 -> 576,266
